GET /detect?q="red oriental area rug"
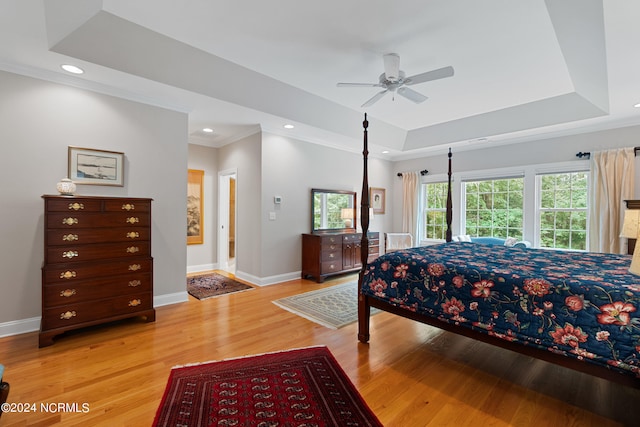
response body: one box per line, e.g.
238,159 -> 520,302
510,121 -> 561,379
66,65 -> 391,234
152,346 -> 382,427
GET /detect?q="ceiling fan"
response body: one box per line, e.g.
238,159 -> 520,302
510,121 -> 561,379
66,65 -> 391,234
337,53 -> 454,108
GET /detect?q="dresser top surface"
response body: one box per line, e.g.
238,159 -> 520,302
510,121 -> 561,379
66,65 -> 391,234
43,195 -> 153,201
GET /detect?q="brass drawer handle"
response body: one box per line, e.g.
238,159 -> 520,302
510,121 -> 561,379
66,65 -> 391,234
62,234 -> 78,242
128,264 -> 142,271
62,217 -> 78,226
121,203 -> 135,211
128,299 -> 142,307
126,232 -> 140,239
68,203 -> 84,211
62,250 -> 79,259
126,246 -> 139,254
60,311 -> 76,320
60,289 -> 76,298
128,280 -> 141,287
126,217 -> 139,224
60,271 -> 77,279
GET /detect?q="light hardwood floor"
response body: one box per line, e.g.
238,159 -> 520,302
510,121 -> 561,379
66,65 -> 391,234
0,272 -> 638,426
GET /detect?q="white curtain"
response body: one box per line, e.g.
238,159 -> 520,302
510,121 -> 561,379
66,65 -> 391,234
401,172 -> 420,237
588,148 -> 635,253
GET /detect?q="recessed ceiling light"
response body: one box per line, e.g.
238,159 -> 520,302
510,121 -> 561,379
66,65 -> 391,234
382,150 -> 390,154
61,64 -> 84,74
283,124 -> 294,129
202,128 -> 214,133
634,103 -> 640,108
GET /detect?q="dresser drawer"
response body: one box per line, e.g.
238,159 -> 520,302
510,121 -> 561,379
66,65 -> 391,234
321,248 -> 342,262
41,292 -> 153,330
320,260 -> 342,274
46,241 -> 150,263
46,227 -> 150,245
104,199 -> 151,212
46,212 -> 150,229
45,198 -> 103,212
342,233 -> 362,243
43,258 -> 153,284
319,235 -> 342,245
43,273 -> 152,307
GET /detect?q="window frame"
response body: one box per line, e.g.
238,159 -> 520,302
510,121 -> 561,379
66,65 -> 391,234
426,160 -> 592,248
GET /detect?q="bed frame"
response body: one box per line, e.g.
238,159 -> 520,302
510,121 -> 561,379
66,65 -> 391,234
356,114 -> 640,389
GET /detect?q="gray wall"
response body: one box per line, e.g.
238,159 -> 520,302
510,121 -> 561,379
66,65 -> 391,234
259,132 -> 394,282
187,144 -> 219,271
392,126 -> 640,235
0,70 -> 188,335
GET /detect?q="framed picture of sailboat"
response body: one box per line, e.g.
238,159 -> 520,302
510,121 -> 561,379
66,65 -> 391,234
68,146 -> 124,186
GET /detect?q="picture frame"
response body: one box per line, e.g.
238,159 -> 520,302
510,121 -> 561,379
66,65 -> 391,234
187,169 -> 204,245
370,187 -> 386,214
68,146 -> 124,186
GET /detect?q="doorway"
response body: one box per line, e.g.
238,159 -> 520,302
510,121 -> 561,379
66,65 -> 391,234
218,169 -> 237,274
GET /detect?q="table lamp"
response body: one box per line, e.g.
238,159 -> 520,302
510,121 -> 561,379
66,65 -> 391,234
621,209 -> 640,275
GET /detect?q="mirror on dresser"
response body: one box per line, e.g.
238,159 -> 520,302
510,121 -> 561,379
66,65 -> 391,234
303,189 -> 379,282
311,188 -> 356,233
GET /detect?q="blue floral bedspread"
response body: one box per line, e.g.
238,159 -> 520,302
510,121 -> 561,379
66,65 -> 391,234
361,242 -> 640,378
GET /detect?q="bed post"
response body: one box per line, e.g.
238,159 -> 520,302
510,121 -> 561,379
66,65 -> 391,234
446,148 -> 453,243
358,113 -> 371,343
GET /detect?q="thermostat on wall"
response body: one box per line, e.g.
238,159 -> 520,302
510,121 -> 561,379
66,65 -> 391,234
274,196 -> 282,204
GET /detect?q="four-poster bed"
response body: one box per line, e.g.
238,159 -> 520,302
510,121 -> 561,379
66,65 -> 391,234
357,114 -> 640,388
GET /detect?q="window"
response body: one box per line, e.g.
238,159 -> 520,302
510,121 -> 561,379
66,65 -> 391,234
464,177 -> 524,239
422,182 -> 449,240
538,172 -> 588,250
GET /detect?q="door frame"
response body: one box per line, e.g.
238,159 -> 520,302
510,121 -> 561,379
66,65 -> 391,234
218,168 -> 237,274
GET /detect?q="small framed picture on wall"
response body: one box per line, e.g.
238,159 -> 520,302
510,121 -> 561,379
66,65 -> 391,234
68,146 -> 124,186
370,187 -> 385,214
187,169 -> 204,245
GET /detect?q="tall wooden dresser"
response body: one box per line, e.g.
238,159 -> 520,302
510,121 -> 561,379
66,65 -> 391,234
40,195 -> 155,347
302,231 -> 379,283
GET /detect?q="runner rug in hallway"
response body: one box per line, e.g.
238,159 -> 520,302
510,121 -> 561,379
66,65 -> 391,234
187,272 -> 252,300
152,346 -> 382,427
272,281 -> 379,329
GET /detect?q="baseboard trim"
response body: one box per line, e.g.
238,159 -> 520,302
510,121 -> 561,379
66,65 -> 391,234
154,291 -> 189,307
0,316 -> 40,338
0,292 -> 190,339
187,263 -> 218,274
235,270 -> 301,287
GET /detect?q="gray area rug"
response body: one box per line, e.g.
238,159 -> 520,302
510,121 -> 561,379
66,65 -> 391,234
272,282 -> 379,329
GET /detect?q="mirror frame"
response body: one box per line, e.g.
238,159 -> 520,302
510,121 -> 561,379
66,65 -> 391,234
311,188 -> 357,234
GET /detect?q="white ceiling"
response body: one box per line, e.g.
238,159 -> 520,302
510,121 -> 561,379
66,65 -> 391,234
2,0 -> 640,159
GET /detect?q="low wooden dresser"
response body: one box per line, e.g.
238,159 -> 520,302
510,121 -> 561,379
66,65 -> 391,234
40,195 -> 155,347
302,231 -> 379,283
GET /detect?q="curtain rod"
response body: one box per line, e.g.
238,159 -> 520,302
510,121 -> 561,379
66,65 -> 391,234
397,169 -> 428,177
576,147 -> 640,158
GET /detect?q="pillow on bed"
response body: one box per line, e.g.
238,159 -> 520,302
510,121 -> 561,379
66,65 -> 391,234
504,237 -> 518,247
459,235 -> 472,242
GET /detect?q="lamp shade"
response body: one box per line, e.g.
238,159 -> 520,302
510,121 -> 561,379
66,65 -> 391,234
621,209 -> 640,238
621,209 -> 640,275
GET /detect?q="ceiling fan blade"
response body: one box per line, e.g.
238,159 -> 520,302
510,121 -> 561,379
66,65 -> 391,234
361,90 -> 388,108
405,66 -> 454,85
337,82 -> 382,87
397,87 -> 428,104
383,53 -> 400,81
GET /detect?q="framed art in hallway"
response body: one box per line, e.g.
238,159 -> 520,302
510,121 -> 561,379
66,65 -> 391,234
370,187 -> 385,214
68,146 -> 124,186
187,169 -> 204,245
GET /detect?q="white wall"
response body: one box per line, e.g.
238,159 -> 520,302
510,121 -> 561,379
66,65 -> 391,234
392,126 -> 640,237
187,144 -> 218,272
217,132 -> 263,283
0,70 -> 188,335
260,132 -> 394,283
